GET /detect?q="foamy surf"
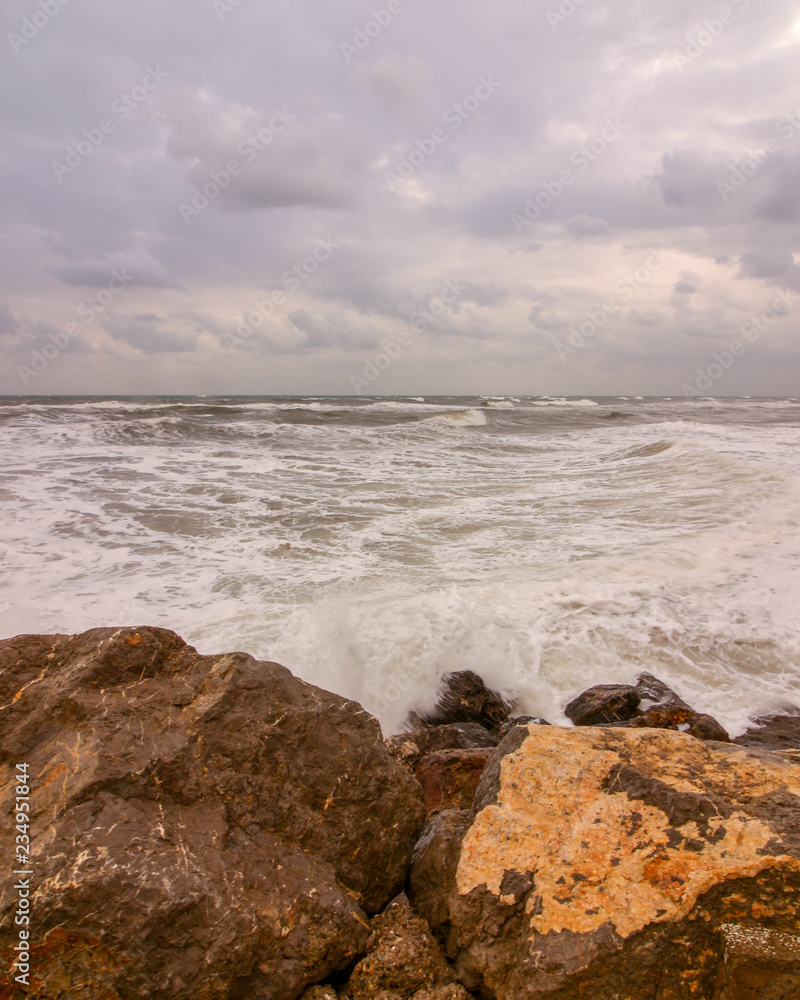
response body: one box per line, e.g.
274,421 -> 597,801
1,395 -> 799,737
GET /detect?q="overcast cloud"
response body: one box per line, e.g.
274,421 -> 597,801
1,0 -> 799,394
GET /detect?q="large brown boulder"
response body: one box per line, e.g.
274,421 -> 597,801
0,627 -> 425,1000
410,725 -> 800,999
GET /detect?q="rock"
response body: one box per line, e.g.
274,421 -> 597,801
412,988 -> 472,1000
564,683 -> 640,725
496,716 -> 550,740
301,989 -> 338,1000
414,749 -> 494,818
410,724 -> 800,999
410,671 -> 512,734
717,924 -> 800,999
566,674 -> 730,741
385,722 -> 498,772
634,670 -> 691,710
735,709 -> 800,751
624,672 -> 730,741
340,895 -> 458,1000
0,627 -> 425,1000
617,703 -> 730,742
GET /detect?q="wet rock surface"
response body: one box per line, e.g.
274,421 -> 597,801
0,627 -> 425,1000
410,671 -> 511,734
564,683 -> 640,725
414,749 -> 494,818
410,724 -> 800,1000
566,672 -> 731,741
385,722 -> 498,773
735,709 -> 800,751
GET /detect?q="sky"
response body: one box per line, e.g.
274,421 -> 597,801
1,0 -> 799,396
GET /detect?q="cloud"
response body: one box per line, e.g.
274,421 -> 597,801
350,54 -> 438,124
655,151 -> 721,211
55,244 -> 178,289
564,214 -> 612,238
105,314 -> 197,353
1,0 -> 800,393
0,305 -> 19,337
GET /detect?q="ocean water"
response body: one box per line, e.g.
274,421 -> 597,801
1,395 -> 799,737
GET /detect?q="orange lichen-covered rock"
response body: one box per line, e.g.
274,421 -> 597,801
410,725 -> 800,999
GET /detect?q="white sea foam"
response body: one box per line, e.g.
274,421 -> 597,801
1,397 -> 799,737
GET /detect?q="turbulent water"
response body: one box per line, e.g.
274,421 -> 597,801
2,395 -> 799,736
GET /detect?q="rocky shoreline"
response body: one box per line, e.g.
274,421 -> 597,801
1,627 -> 799,999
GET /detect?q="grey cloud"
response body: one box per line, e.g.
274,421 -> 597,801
0,305 -> 19,336
105,314 -> 197,353
55,245 -> 178,289
738,250 -> 796,280
350,54 -> 438,125
2,0 -> 800,393
564,214 -> 612,238
656,151 -> 721,211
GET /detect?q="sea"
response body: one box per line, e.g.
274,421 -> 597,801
1,395 -> 799,737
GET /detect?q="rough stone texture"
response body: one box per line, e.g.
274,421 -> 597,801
414,750 -> 493,818
496,716 -> 550,740
300,989 -> 338,1000
736,710 -> 800,752
566,674 -> 730,741
411,988 -> 471,1000
386,723 -> 498,773
634,671 -> 691,710
340,895 -> 459,1000
0,627 -> 425,1000
564,683 -> 640,726
410,725 -> 800,1000
615,703 -> 731,742
716,924 -> 800,999
410,672 -> 511,734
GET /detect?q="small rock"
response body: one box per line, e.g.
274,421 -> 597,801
634,671 -> 690,710
565,683 -> 640,726
412,987 -> 472,1000
414,749 -> 494,817
619,704 -> 730,742
341,895 -> 458,1000
385,722 -> 498,772
410,671 -> 512,733
301,989 -> 338,1000
626,672 -> 729,741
